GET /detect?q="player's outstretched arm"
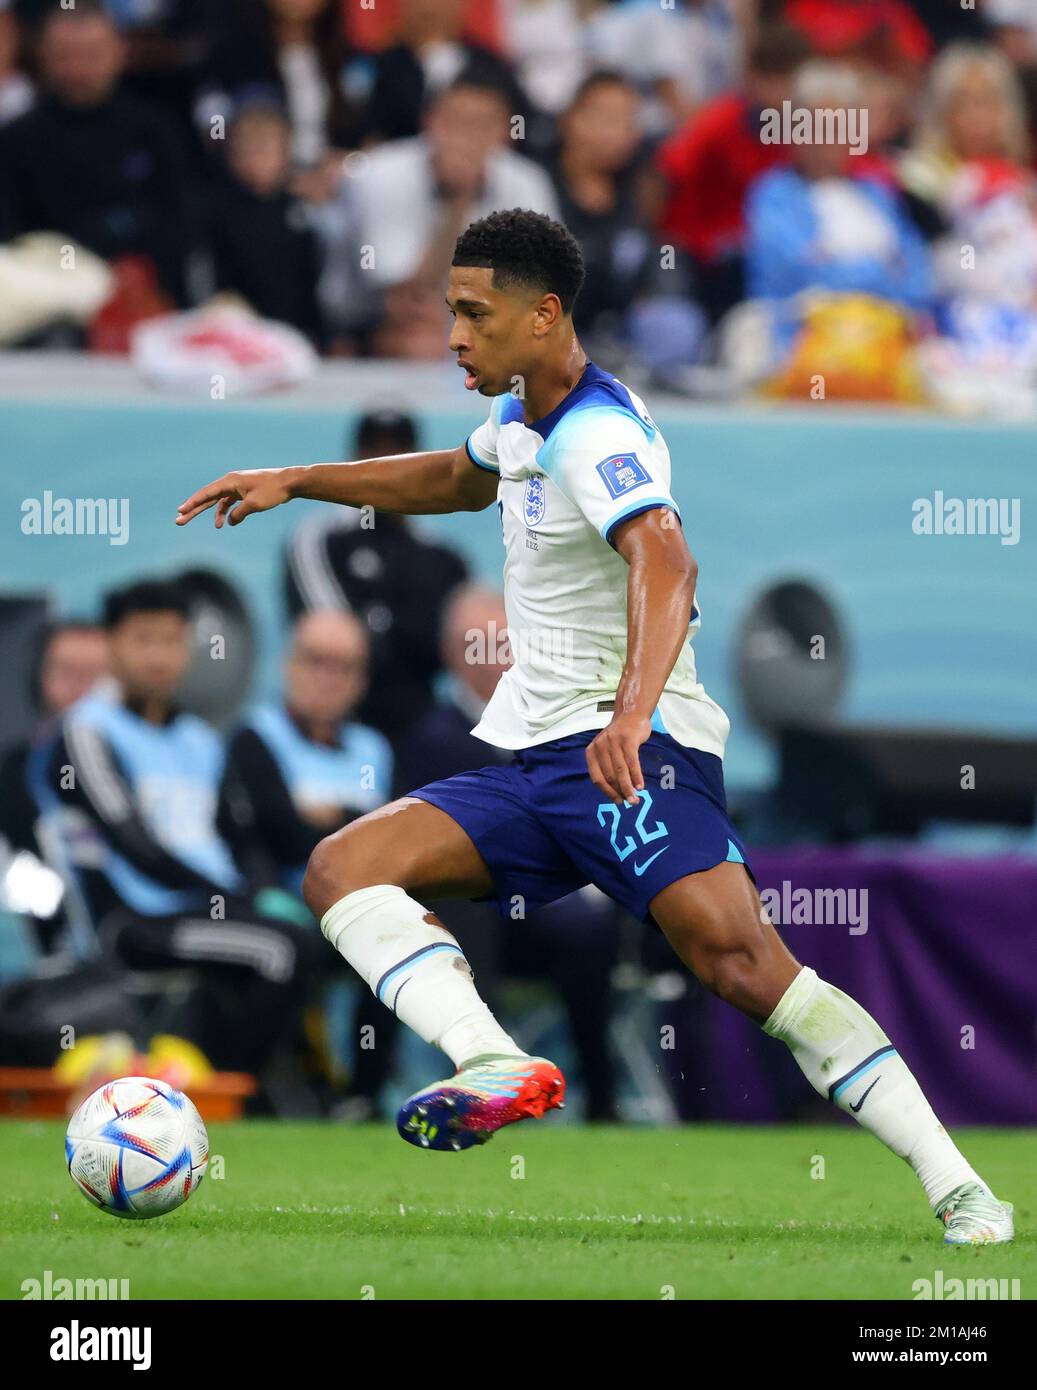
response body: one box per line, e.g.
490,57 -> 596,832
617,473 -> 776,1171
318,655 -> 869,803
175,445 -> 498,528
585,507 -> 697,805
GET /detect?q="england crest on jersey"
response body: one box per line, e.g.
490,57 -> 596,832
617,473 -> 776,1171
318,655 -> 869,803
524,474 -> 546,526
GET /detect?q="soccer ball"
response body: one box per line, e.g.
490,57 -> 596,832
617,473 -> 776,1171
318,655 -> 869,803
65,1076 -> 209,1219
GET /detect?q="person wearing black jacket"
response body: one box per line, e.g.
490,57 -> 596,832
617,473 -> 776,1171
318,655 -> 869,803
362,0 -> 526,146
283,409 -> 470,747
0,3 -> 196,304
0,622 -> 109,954
203,0 -> 361,166
208,103 -> 325,347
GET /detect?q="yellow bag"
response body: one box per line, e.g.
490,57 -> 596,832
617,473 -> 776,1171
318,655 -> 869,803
762,293 -> 929,404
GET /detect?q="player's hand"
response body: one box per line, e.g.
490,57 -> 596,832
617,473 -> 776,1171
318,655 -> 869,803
175,469 -> 294,528
586,712 -> 651,806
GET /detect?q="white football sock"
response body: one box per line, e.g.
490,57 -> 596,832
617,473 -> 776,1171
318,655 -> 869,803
764,967 -> 984,1207
320,884 -> 525,1069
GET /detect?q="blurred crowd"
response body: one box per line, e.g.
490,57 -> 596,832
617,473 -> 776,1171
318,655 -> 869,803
4,0 -> 1037,403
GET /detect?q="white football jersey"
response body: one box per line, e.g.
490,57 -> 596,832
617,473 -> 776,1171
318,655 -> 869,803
465,362 -> 730,756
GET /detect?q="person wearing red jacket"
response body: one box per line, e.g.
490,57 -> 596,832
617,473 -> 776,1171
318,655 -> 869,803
784,0 -> 932,69
656,23 -> 810,323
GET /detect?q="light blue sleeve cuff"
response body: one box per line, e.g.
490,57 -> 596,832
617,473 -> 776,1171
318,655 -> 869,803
466,436 -> 499,474
602,498 -> 682,547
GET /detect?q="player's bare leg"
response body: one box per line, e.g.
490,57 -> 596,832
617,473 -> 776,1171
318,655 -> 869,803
304,799 -> 564,1151
650,862 -> 1013,1244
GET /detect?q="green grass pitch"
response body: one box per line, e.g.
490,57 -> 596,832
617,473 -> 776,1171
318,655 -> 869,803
1,1120 -> 1032,1300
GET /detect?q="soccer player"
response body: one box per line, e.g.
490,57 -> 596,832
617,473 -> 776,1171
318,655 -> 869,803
178,210 -> 1012,1244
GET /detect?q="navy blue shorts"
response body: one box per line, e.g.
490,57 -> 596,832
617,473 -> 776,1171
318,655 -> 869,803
406,731 -> 751,924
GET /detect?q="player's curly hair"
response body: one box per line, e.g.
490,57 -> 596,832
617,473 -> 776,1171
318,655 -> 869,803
452,209 -> 586,315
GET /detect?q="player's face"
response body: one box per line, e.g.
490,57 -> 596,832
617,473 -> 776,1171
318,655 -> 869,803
446,266 -> 544,398
107,612 -> 191,704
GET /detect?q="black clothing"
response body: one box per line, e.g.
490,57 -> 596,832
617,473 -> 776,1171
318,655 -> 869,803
284,513 -> 468,745
208,176 -> 325,346
0,91 -> 196,303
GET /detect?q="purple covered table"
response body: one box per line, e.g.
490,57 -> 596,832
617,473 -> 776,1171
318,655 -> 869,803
666,849 -> 1037,1126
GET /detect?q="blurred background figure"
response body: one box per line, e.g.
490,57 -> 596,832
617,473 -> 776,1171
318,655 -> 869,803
656,22 -> 811,327
332,72 -> 558,357
497,0 -> 587,134
207,101 -> 325,347
0,0 -> 196,306
40,580 -> 321,1085
101,0 -> 212,145
900,42 -> 1037,386
583,0 -> 748,136
219,608 -> 392,1112
204,0 -> 356,170
284,408 -> 469,748
360,0 -> 524,146
0,622 -> 109,952
548,68 -> 708,376
744,60 -> 933,359
220,609 -> 392,898
30,623 -> 111,718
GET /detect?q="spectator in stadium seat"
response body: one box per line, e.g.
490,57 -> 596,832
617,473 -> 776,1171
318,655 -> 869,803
0,620 -> 110,856
496,0 -> 588,124
100,0 -> 212,147
548,69 -> 707,374
0,621 -> 109,953
656,23 -> 811,324
208,103 -> 325,347
583,0 -> 749,135
899,43 -> 1037,361
218,610 -> 393,898
361,0 -> 524,145
284,409 -> 469,747
218,609 -> 392,1115
203,0 -> 361,170
337,71 -> 558,358
392,584 -> 622,1122
43,580 -> 321,1077
744,62 -> 933,339
901,41 -> 1033,217
0,1 -> 196,304
0,1 -> 33,126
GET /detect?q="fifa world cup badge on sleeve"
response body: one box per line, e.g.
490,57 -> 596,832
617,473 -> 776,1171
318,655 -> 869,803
596,453 -> 651,500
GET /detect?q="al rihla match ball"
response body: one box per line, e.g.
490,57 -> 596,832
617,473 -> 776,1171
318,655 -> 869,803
65,1076 -> 209,1219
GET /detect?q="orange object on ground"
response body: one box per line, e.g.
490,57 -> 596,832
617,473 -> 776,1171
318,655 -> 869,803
0,1067 -> 256,1121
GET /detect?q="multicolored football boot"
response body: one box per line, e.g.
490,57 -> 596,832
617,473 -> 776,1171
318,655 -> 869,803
397,1053 -> 565,1152
936,1182 -> 1014,1245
